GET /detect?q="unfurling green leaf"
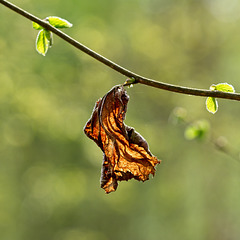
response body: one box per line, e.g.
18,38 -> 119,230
32,22 -> 43,30
36,30 -> 49,56
206,97 -> 218,114
184,120 -> 210,141
214,83 -> 235,93
44,30 -> 53,47
206,82 -> 235,114
47,16 -> 73,28
33,16 -> 72,56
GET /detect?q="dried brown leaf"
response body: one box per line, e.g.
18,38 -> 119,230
84,85 -> 160,193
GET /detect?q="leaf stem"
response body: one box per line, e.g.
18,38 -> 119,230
1,0 -> 240,101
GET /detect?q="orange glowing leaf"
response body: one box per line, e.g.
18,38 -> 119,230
84,85 -> 160,193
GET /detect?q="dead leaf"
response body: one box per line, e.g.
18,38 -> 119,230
84,85 -> 160,193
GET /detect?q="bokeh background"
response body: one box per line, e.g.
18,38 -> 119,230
1,0 -> 240,239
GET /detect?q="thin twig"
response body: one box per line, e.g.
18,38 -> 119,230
1,0 -> 240,101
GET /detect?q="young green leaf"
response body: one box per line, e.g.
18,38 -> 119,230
32,21 -> 43,30
214,83 -> 235,93
206,97 -> 218,114
184,120 -> 210,140
36,30 -> 49,56
47,16 -> 73,28
44,30 -> 53,47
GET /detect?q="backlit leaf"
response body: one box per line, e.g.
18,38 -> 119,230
206,97 -> 218,114
44,30 -> 53,47
36,30 -> 49,56
214,83 -> 235,93
32,21 -> 43,30
185,120 -> 210,140
84,85 -> 160,193
47,16 -> 73,28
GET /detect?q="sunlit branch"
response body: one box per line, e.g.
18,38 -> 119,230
1,0 -> 240,101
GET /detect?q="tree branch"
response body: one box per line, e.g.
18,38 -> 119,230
1,0 -> 240,101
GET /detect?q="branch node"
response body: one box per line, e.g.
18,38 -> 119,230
123,78 -> 137,87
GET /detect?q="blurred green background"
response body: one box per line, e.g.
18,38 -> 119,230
1,0 -> 240,239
